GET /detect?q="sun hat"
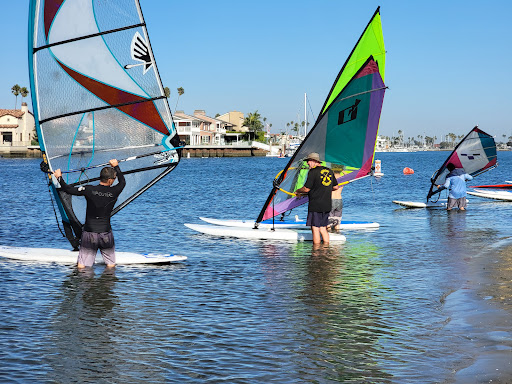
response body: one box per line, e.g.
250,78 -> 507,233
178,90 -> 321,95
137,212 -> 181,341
305,152 -> 320,162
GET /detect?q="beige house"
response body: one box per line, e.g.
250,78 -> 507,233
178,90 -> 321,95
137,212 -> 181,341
217,111 -> 246,132
0,103 -> 35,146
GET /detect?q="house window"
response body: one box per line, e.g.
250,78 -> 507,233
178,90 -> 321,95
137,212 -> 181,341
202,136 -> 210,144
192,121 -> 200,128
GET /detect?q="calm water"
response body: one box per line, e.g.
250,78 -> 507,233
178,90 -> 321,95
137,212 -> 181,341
1,151 -> 512,383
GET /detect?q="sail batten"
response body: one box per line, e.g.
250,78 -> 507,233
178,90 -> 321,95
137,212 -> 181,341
256,8 -> 386,223
29,0 -> 181,247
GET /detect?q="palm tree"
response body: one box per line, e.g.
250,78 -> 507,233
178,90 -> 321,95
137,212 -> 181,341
20,87 -> 29,105
175,87 -> 184,112
11,84 -> 21,109
164,87 -> 171,98
242,111 -> 263,132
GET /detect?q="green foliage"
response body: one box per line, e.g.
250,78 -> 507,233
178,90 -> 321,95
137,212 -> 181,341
32,127 -> 38,143
254,131 -> 265,142
11,84 -> 21,109
164,87 -> 171,98
243,110 -> 264,132
175,87 -> 184,112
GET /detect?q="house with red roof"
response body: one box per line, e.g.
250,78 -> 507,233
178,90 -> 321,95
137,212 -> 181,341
0,103 -> 35,147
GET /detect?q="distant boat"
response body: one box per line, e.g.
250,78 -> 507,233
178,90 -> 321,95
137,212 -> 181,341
285,136 -> 303,156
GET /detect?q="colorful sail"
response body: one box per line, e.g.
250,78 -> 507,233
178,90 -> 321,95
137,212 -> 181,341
256,8 -> 386,223
427,127 -> 497,201
29,0 -> 181,248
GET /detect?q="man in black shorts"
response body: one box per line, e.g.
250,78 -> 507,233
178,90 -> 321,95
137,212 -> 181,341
294,153 -> 339,244
53,159 -> 126,268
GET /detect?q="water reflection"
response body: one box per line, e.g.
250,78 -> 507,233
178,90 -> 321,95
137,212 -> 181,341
46,267 -> 119,383
259,241 -> 393,382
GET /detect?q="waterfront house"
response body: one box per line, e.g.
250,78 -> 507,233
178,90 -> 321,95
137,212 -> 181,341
174,110 -> 229,145
0,103 -> 35,147
173,111 -> 202,145
193,110 -> 228,145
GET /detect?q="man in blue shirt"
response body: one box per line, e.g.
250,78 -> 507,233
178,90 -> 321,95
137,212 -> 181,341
436,163 -> 473,211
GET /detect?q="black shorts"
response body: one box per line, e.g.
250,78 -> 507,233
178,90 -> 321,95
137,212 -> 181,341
306,211 -> 330,227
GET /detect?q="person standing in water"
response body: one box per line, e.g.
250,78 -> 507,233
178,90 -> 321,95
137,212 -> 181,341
53,159 -> 126,268
328,171 -> 343,231
294,153 -> 339,244
436,163 -> 473,211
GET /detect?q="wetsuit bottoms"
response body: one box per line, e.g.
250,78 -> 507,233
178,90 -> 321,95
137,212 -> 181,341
77,230 -> 115,267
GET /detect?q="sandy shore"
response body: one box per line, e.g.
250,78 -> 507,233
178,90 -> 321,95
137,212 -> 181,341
446,239 -> 512,383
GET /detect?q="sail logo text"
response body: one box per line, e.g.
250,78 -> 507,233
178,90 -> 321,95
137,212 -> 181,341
92,190 -> 113,198
338,99 -> 361,125
461,153 -> 481,160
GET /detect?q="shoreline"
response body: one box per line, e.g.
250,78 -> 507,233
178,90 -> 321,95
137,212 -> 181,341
447,236 -> 512,382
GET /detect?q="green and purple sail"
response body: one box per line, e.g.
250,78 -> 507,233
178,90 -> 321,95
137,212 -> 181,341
257,7 -> 386,223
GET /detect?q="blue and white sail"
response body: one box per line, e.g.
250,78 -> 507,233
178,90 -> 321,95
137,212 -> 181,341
29,0 -> 181,247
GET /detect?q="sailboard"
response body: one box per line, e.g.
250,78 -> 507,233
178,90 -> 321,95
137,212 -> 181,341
28,0 -> 182,250
393,126 -> 497,208
199,217 -> 379,230
186,7 -> 386,240
467,190 -> 512,201
185,224 -> 347,242
469,184 -> 512,189
0,246 -> 186,265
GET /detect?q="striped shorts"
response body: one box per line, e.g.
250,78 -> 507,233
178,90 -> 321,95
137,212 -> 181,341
77,230 -> 116,267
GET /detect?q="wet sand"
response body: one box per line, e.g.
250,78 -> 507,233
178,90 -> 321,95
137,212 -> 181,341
447,239 -> 512,383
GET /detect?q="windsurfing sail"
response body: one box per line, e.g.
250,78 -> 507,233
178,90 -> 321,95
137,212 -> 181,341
426,127 -> 497,201
28,0 -> 181,248
256,7 -> 386,223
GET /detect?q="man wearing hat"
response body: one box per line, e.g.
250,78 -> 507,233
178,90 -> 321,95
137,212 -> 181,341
294,152 -> 339,244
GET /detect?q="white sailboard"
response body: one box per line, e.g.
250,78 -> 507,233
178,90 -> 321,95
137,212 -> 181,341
185,224 -> 346,242
0,246 -> 186,265
392,200 -> 447,209
199,217 -> 379,230
467,190 -> 512,201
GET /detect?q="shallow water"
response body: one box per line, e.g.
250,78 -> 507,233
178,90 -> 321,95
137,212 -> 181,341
1,151 -> 512,383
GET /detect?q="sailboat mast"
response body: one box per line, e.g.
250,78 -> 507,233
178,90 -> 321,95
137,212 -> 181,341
304,92 -> 307,137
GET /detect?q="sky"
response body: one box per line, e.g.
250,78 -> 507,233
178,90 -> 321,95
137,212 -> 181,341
1,0 -> 511,141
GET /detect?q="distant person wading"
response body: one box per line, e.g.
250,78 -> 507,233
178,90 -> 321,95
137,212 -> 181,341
53,159 -> 126,268
436,163 -> 473,211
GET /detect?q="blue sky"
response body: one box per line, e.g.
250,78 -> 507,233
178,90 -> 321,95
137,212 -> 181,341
1,1 -> 511,140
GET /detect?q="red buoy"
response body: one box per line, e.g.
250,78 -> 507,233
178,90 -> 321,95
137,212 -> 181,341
403,167 -> 414,175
